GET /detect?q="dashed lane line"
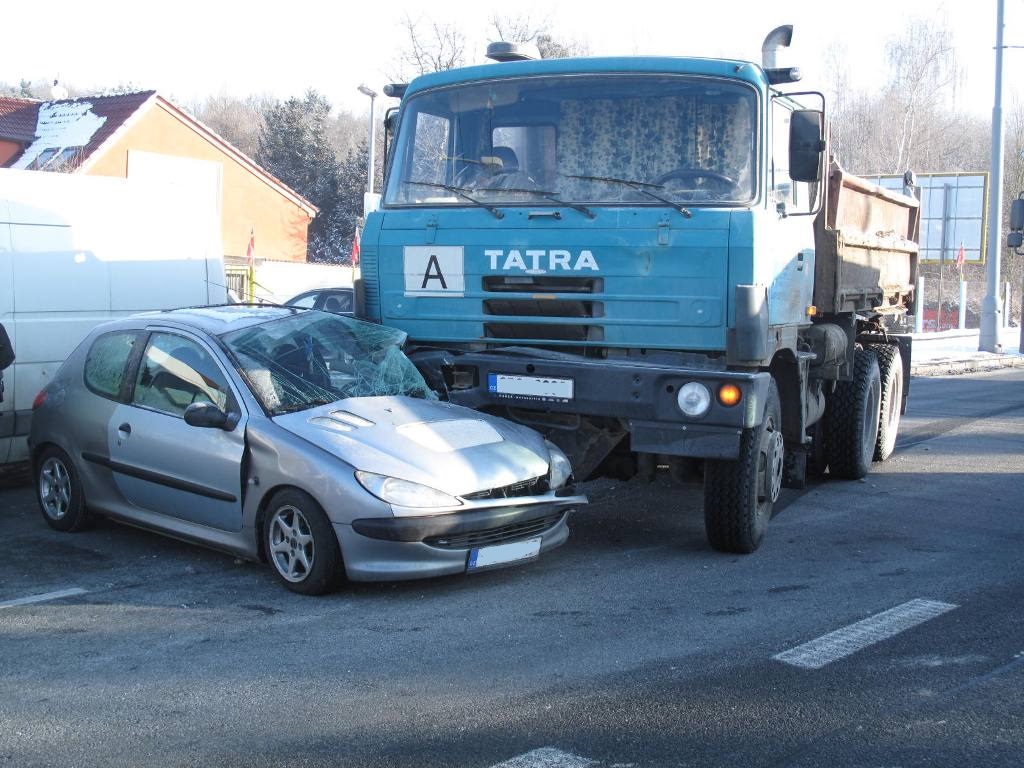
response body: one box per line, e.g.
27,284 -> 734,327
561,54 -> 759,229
488,747 -> 598,768
0,587 -> 88,609
773,598 -> 958,670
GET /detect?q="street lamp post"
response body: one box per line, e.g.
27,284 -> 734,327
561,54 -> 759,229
980,0 -> 1006,352
357,85 -> 377,196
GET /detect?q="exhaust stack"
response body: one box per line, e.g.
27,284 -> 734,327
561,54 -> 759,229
761,25 -> 801,85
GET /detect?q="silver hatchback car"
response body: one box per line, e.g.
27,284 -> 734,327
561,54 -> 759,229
28,306 -> 585,594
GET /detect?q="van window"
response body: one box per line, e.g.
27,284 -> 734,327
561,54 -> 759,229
84,332 -> 141,400
133,334 -> 232,417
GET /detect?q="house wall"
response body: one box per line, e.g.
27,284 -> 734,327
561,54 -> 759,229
85,102 -> 312,263
0,140 -> 22,166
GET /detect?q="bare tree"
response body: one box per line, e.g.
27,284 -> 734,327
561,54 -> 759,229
393,14 -> 467,78
193,93 -> 270,159
489,14 -> 590,59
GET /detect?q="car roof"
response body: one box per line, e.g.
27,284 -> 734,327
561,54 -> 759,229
128,305 -> 302,336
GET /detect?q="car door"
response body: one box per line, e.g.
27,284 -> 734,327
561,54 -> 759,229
108,330 -> 247,532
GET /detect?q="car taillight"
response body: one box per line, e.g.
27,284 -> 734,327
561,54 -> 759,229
32,388 -> 48,410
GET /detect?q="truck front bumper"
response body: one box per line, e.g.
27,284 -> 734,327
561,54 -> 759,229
430,350 -> 773,460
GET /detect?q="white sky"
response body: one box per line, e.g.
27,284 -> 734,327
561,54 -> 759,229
2,0 -> 1022,117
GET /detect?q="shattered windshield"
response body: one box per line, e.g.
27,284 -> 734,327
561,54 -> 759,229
385,74 -> 757,207
220,312 -> 435,416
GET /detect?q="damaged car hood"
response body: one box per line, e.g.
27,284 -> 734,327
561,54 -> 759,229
271,396 -> 550,497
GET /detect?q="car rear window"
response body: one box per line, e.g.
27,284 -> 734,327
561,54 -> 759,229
84,332 -> 140,400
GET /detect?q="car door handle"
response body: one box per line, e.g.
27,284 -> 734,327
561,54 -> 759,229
118,423 -> 132,436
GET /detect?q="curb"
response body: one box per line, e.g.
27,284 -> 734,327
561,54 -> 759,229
911,356 -> 1024,377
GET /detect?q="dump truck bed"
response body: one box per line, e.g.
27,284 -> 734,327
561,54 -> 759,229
813,162 -> 921,317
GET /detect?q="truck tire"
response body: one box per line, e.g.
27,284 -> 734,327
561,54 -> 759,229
868,343 -> 903,461
825,348 -> 881,480
703,381 -> 783,554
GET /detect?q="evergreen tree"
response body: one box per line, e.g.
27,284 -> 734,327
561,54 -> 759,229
258,90 -> 348,262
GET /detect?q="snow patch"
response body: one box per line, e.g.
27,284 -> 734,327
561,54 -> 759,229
12,101 -> 107,170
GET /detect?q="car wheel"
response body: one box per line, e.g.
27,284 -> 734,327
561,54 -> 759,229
36,446 -> 91,532
264,489 -> 344,595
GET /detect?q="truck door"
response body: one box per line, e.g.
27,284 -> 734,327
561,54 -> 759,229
109,331 -> 247,532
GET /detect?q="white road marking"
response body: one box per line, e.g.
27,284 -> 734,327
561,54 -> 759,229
489,747 -> 597,768
0,587 -> 88,609
773,598 -> 958,670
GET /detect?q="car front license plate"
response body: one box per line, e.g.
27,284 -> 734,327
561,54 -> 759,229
468,537 -> 543,572
487,373 -> 574,403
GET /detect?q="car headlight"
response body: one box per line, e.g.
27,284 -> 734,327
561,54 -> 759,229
545,440 -> 573,489
355,471 -> 462,509
677,381 -> 712,417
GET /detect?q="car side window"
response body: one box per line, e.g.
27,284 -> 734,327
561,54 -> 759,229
132,333 -> 232,417
322,292 -> 353,314
84,331 -> 141,400
288,293 -> 317,309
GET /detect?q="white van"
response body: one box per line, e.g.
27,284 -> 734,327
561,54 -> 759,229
0,169 -> 227,465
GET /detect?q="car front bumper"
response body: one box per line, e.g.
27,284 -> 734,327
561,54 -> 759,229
337,496 -> 582,581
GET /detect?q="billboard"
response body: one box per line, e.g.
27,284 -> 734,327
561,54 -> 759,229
863,172 -> 988,264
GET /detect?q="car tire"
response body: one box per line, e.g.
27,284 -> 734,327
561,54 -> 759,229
868,343 -> 903,462
703,381 -> 783,554
264,489 -> 344,595
36,445 -> 91,532
825,347 -> 882,480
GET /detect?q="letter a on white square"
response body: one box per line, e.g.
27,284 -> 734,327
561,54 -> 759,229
403,246 -> 465,297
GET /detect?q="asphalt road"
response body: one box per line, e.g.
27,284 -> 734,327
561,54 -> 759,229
1,368 -> 1022,767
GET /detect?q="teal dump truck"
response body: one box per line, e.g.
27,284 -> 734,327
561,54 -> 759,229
358,28 -> 920,553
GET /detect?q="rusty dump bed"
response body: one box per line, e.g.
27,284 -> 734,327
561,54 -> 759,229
813,162 -> 921,317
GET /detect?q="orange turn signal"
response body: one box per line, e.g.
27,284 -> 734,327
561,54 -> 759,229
718,383 -> 742,407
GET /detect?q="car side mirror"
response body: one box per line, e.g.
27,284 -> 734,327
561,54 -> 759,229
789,109 -> 825,182
184,402 -> 236,430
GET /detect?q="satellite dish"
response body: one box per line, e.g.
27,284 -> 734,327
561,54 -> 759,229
50,79 -> 69,100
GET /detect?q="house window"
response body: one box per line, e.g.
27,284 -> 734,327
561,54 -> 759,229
30,147 -> 84,171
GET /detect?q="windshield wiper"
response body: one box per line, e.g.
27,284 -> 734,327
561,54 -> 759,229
566,174 -> 692,219
404,181 -> 504,220
475,187 -> 596,220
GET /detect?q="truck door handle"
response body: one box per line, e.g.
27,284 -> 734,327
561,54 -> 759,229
118,423 -> 132,436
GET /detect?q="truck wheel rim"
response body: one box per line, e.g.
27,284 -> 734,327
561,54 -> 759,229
763,429 -> 785,503
39,457 -> 72,520
268,505 -> 315,583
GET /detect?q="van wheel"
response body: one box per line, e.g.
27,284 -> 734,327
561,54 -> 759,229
868,344 -> 903,461
36,446 -> 91,532
825,348 -> 881,479
703,381 -> 783,554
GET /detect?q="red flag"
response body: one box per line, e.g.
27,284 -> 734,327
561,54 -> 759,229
246,228 -> 256,267
351,228 -> 361,267
955,241 -> 965,269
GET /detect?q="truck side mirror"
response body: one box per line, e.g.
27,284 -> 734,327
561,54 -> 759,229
789,110 -> 825,183
1010,196 -> 1024,231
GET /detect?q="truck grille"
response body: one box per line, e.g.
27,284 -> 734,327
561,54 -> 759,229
484,322 -> 603,342
483,299 -> 603,318
482,276 -> 602,294
425,512 -> 565,550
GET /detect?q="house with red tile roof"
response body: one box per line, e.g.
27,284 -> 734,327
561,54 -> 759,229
0,91 -> 316,263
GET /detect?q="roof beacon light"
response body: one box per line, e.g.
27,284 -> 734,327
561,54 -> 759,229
486,41 -> 540,62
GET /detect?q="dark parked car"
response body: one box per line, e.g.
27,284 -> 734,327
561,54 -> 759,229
29,306 -> 585,594
284,287 -> 355,316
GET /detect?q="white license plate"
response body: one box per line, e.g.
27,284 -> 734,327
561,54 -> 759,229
468,537 -> 543,571
487,373 -> 574,402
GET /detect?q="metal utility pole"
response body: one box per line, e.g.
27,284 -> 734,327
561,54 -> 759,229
358,85 -> 378,195
980,0 -> 1006,352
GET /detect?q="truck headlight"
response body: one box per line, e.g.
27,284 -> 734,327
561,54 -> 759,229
677,382 -> 711,417
545,440 -> 573,489
355,471 -> 461,510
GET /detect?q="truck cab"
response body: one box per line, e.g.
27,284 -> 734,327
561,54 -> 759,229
360,33 -> 917,555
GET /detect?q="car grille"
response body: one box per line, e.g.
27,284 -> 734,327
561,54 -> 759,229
425,512 -> 565,550
461,476 -> 548,500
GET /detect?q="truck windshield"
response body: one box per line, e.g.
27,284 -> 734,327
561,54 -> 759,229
384,75 -> 757,208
